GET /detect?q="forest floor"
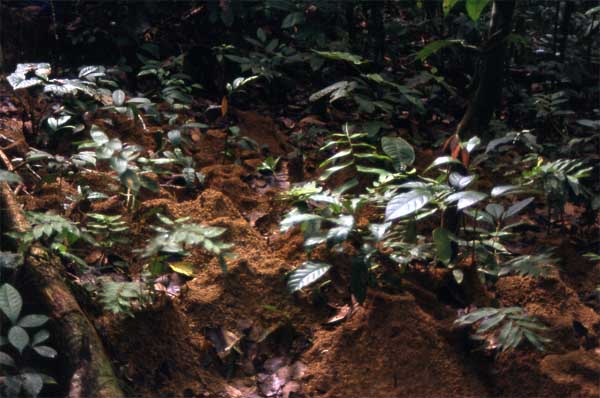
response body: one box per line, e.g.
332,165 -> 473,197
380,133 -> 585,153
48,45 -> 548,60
1,79 -> 599,398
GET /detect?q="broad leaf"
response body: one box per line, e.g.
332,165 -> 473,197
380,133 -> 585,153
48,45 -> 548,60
281,11 -> 305,28
433,227 -> 452,264
18,314 -> 49,328
445,191 -> 487,210
33,345 -> 57,358
505,197 -> 534,218
31,329 -> 50,346
449,173 -> 475,190
8,326 -> 28,353
22,373 -> 44,397
0,284 -> 22,323
443,0 -> 461,15
485,203 -> 504,220
0,252 -> 22,269
288,261 -> 332,292
417,39 -> 460,61
381,136 -> 415,170
112,89 -> 126,106
385,190 -> 432,221
280,213 -> 323,232
0,170 -> 22,184
0,351 -> 15,367
491,185 -> 521,197
466,0 -> 491,21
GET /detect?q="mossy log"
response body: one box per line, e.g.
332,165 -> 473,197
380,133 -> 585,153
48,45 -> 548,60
0,182 -> 124,398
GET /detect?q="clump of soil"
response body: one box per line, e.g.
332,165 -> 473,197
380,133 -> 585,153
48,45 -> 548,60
489,272 -> 600,397
301,292 -> 489,398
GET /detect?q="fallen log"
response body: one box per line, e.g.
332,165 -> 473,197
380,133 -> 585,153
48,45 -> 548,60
0,182 -> 124,398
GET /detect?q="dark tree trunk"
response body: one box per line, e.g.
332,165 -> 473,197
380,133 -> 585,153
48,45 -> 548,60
559,0 -> 575,61
0,183 -> 124,398
345,1 -> 356,48
455,0 -> 516,140
366,1 -> 385,67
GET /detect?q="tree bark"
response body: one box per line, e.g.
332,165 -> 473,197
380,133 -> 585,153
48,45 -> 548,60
367,1 -> 385,66
455,0 -> 516,140
0,183 -> 124,398
559,0 -> 575,61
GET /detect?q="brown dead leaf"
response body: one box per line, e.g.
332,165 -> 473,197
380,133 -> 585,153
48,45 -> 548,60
298,115 -> 326,127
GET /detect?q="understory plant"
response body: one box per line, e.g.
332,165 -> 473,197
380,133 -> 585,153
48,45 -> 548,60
281,127 -> 553,351
142,213 -> 235,276
0,253 -> 56,398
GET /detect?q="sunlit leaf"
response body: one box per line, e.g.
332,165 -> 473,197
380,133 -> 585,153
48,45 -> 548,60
288,261 -> 332,292
385,190 -> 432,221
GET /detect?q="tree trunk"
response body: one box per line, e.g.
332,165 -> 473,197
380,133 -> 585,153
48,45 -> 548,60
364,1 -> 385,67
559,0 -> 575,61
0,183 -> 124,398
455,0 -> 516,140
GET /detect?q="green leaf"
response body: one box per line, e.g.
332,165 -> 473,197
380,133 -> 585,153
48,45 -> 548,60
452,269 -> 464,284
443,0 -> 461,15
256,28 -> 267,43
320,149 -> 352,168
90,126 -> 109,145
491,185 -> 521,197
312,50 -> 367,65
466,0 -> 491,21
354,165 -> 391,177
381,136 -> 415,170
8,326 -> 29,353
120,169 -> 140,192
455,308 -> 499,325
33,345 -> 57,358
280,213 -> 323,232
0,284 -> 22,323
485,203 -> 504,220
385,190 -> 432,221
0,170 -> 22,184
433,227 -> 452,264
281,11 -> 305,28
449,173 -> 475,190
504,197 -> 534,218
445,191 -> 487,210
0,252 -> 22,269
31,329 -> 50,346
417,39 -> 460,61
22,373 -> 44,397
425,156 -> 462,172
112,89 -> 126,106
288,261 -> 332,292
319,161 -> 354,181
0,351 -> 15,367
309,81 -> 352,102
18,314 -> 49,328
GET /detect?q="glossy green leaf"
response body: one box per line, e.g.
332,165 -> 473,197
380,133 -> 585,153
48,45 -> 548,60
288,261 -> 332,292
445,191 -> 487,210
385,190 -> 432,221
